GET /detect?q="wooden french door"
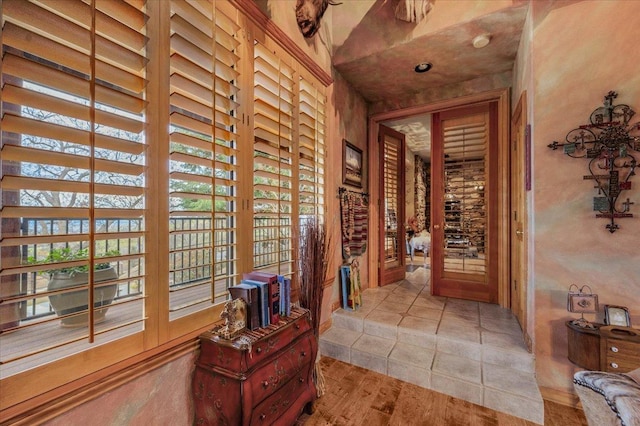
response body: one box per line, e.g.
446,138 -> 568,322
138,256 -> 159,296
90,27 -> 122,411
378,125 -> 406,286
431,103 -> 498,303
511,93 -> 528,332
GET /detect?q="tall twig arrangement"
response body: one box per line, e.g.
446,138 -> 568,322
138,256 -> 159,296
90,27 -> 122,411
299,217 -> 332,337
298,217 -> 333,397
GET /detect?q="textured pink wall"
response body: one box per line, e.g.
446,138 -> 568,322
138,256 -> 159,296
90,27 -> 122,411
530,0 -> 640,394
47,352 -> 197,425
322,69 -> 370,325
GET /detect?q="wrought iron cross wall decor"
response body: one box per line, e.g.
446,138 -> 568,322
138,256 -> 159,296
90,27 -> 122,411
548,91 -> 640,233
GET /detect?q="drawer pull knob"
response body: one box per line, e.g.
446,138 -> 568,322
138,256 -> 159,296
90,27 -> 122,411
260,414 -> 266,421
256,347 -> 262,354
262,380 -> 269,388
301,351 -> 307,357
295,324 -> 301,330
611,346 -> 619,353
611,362 -> 619,369
299,377 -> 304,383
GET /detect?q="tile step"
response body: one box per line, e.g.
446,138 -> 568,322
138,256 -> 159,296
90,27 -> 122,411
319,321 -> 542,424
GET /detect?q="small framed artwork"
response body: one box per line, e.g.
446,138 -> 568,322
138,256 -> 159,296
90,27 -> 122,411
567,292 -> 598,313
343,139 -> 363,188
604,305 -> 632,327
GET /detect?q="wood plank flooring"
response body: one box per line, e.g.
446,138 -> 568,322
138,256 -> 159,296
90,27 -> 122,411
297,357 -> 588,426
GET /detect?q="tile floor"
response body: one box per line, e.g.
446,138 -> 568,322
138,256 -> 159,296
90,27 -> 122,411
319,264 -> 544,424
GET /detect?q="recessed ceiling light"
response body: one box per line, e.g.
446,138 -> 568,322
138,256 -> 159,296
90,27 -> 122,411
472,34 -> 491,49
414,62 -> 432,73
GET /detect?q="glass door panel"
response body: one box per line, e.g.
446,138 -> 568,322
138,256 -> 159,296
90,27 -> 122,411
442,115 -> 488,276
378,125 -> 406,285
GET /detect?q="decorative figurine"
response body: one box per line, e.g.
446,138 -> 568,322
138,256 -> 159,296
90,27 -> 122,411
216,298 -> 247,340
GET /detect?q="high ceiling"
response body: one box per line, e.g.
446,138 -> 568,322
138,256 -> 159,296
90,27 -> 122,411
331,0 -> 529,160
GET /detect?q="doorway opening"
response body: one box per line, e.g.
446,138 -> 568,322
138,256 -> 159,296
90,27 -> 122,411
380,115 -> 432,279
368,89 -> 513,309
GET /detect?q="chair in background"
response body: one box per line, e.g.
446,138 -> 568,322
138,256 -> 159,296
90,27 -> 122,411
574,367 -> 640,426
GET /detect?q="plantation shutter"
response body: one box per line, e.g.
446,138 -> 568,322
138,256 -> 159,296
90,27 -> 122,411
383,139 -> 401,262
253,42 -> 295,275
442,114 -> 488,274
298,74 -> 326,221
0,0 -> 147,376
168,0 -> 240,318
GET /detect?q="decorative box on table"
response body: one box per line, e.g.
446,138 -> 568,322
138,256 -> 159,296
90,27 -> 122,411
192,307 -> 317,425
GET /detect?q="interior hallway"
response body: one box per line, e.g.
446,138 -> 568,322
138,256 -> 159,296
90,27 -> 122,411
319,264 -> 544,424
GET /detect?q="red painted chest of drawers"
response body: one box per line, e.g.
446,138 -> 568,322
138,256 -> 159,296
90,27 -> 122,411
192,308 -> 317,425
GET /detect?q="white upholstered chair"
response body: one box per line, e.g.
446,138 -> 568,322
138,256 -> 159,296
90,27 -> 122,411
574,368 -> 640,426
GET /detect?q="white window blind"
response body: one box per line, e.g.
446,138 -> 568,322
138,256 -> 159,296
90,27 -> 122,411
168,0 -> 240,319
0,0 -> 147,377
253,42 -> 295,275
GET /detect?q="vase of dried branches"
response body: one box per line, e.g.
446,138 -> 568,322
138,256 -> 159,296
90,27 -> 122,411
298,217 -> 332,398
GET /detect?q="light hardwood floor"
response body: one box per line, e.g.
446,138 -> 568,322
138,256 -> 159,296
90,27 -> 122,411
297,357 -> 588,426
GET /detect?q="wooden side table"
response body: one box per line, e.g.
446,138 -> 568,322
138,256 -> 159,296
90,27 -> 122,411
599,325 -> 640,372
566,321 -> 601,370
192,308 -> 317,425
566,321 -> 640,372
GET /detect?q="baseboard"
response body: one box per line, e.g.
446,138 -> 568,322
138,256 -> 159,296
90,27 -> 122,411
539,386 -> 582,409
524,331 -> 533,353
319,317 -> 333,335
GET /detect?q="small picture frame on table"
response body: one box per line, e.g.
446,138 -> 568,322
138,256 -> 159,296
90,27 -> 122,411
604,305 -> 631,327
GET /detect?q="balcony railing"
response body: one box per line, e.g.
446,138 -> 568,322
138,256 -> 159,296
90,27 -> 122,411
20,216 -> 286,320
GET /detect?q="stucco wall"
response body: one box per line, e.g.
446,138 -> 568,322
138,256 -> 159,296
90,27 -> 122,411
512,0 -> 536,348
322,69 -> 370,324
530,0 -> 640,395
47,352 -> 197,425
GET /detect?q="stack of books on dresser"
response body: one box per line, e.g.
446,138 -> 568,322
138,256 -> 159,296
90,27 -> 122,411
228,271 -> 291,330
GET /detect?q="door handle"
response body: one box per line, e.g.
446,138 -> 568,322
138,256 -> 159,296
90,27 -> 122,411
433,224 -> 440,230
516,230 -> 524,236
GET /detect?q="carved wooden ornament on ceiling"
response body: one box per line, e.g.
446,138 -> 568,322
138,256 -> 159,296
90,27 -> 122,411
395,0 -> 433,23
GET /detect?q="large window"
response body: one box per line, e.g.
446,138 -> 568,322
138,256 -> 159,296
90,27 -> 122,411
168,0 -> 240,319
252,41 -> 327,279
298,74 -> 327,222
253,41 -> 295,275
1,0 -> 147,378
0,0 -> 327,415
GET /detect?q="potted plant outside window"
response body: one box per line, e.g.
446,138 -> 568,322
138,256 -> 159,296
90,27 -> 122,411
30,247 -> 119,327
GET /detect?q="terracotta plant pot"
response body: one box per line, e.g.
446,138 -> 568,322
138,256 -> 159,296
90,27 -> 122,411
47,267 -> 119,327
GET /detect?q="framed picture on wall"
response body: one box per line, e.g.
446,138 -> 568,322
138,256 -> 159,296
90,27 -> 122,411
604,305 -> 631,327
343,139 -> 363,188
